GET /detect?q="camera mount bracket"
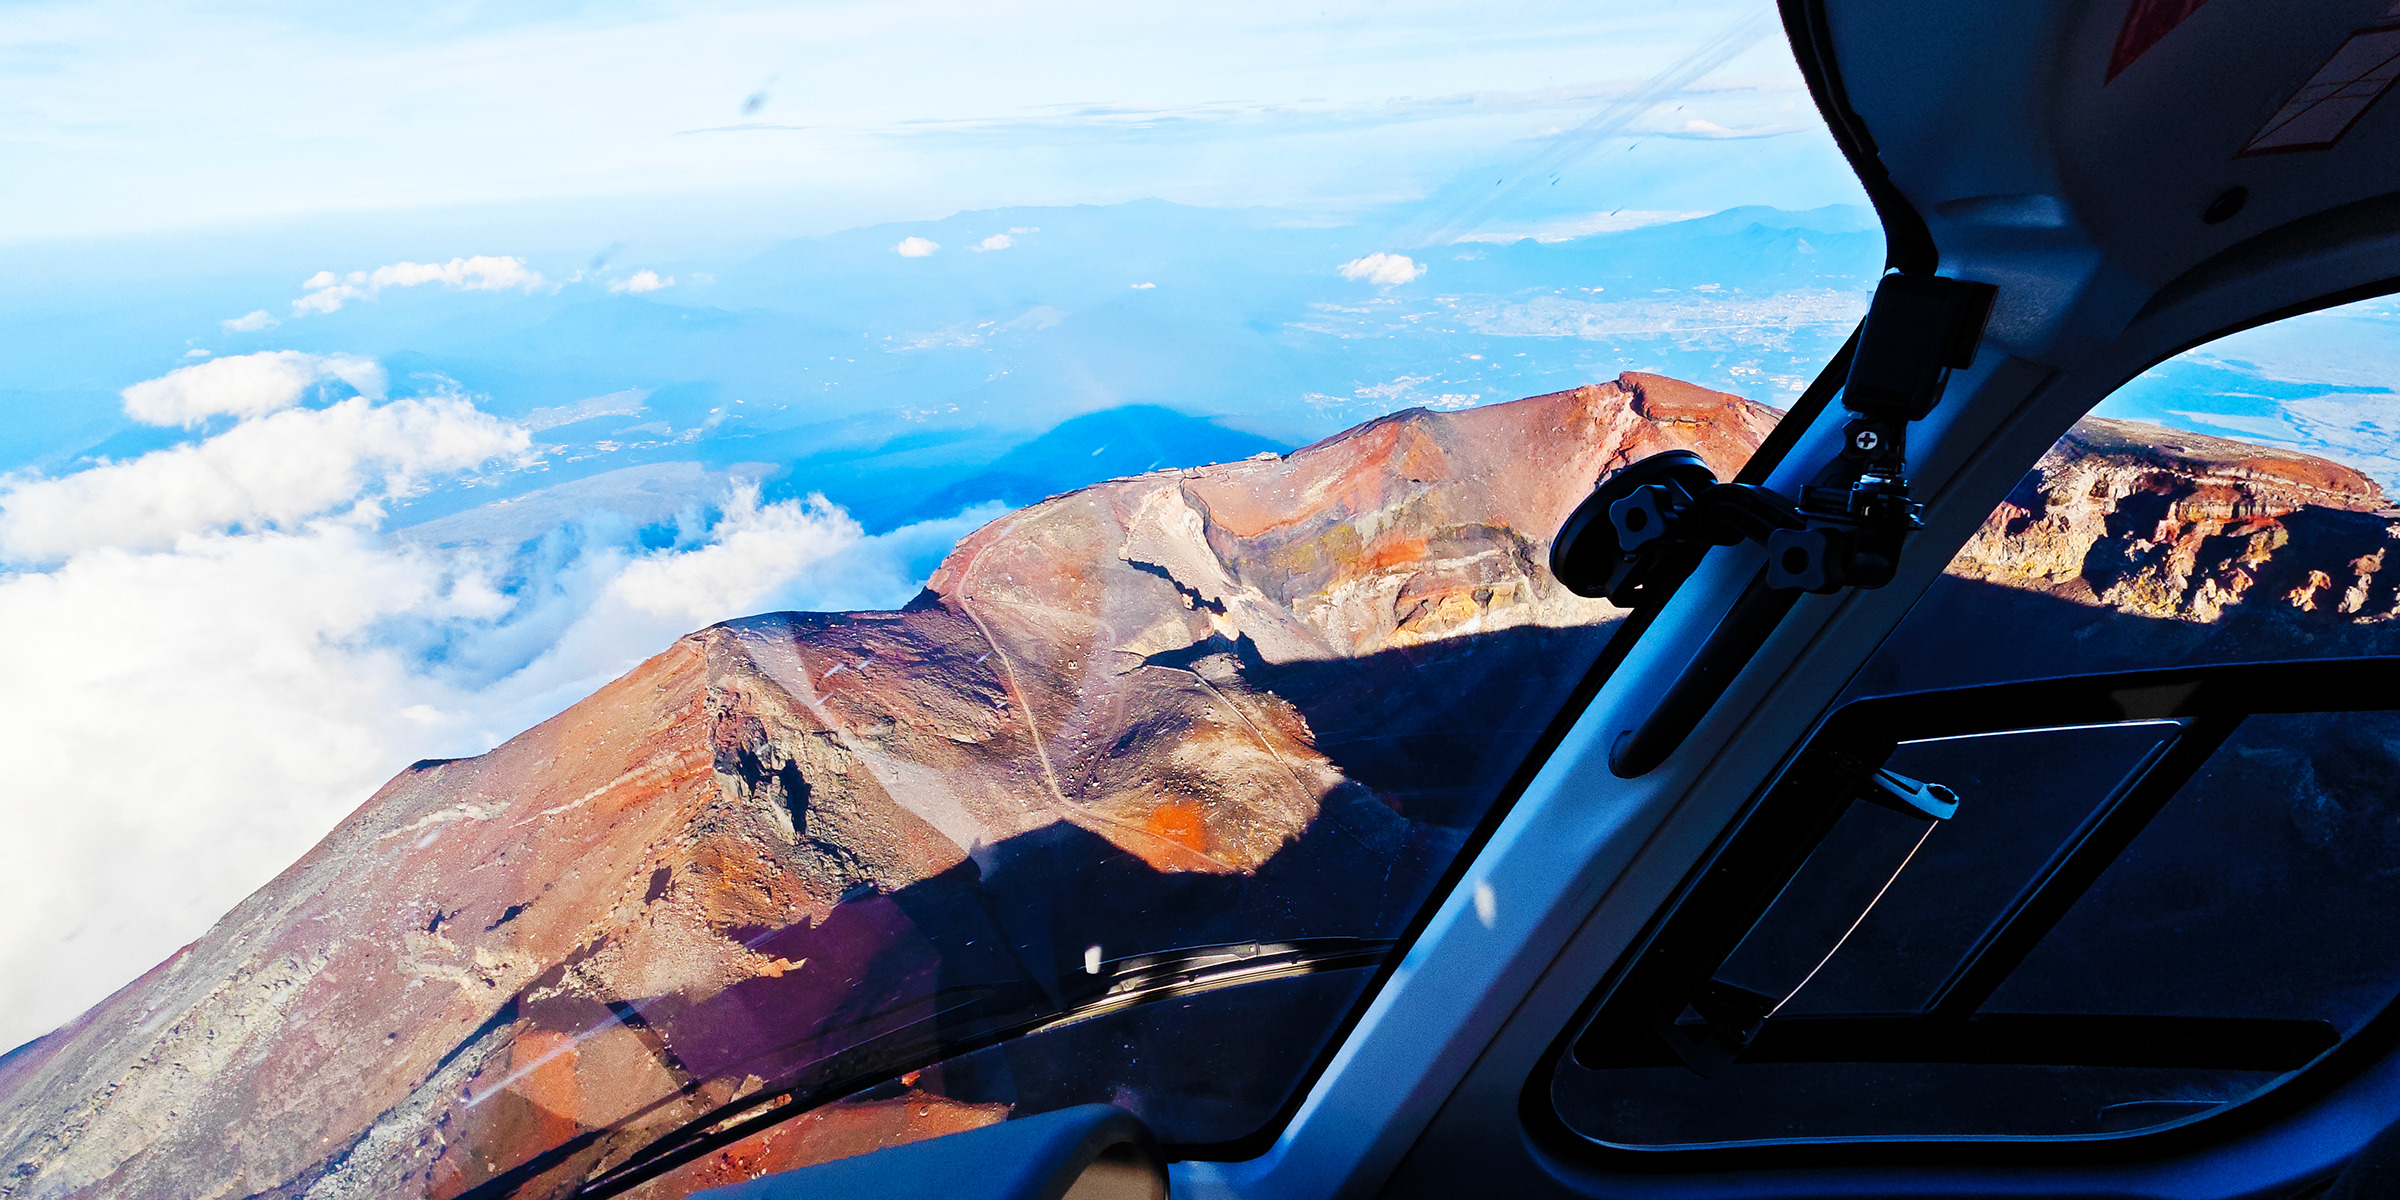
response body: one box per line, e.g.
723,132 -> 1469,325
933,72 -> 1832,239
1551,274 -> 1995,603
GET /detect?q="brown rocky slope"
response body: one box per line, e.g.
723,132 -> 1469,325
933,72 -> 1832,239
0,375 -> 1772,1200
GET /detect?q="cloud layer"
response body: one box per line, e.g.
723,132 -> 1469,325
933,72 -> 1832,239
118,349 -> 384,427
8,0 -> 1842,247
294,256 -> 549,315
607,269 -> 674,294
1,395 -> 525,562
0,354 -> 991,1051
219,310 -> 280,333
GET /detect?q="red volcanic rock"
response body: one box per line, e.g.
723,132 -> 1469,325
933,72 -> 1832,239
0,375 -> 1774,1200
1948,416 -> 2391,623
1852,415 -> 2400,699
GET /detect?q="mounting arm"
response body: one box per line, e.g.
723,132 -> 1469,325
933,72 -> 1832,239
1552,273 -> 1996,779
1551,273 -> 1996,605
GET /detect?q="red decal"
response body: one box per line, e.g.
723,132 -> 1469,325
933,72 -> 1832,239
2242,20 -> 2400,154
2108,0 -> 2213,83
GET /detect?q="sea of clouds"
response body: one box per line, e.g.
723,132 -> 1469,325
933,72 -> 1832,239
0,351 -> 992,1051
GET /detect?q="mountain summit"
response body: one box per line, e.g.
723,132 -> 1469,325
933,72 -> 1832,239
0,374 -> 1769,1200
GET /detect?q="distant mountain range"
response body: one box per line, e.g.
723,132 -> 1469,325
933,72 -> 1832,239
772,404 -> 1291,534
344,199 -> 1884,550
10,201 -> 1882,531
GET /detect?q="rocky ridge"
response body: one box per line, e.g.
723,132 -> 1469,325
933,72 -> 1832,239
1854,415 -> 2400,697
0,374 -> 1771,1200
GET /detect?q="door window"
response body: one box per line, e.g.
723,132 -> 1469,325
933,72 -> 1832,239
1553,664 -> 2394,1148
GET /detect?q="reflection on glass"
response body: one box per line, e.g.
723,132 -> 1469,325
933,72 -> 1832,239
1993,711 -> 2400,1034
1710,797 -> 1936,1018
0,5 -> 1887,1198
1553,709 -> 2393,1148
1780,723 -> 2178,1015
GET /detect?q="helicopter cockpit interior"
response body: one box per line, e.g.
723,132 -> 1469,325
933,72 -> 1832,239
8,0 -> 2400,1198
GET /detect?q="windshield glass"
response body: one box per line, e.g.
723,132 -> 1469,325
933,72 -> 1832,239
0,3 -> 1872,1195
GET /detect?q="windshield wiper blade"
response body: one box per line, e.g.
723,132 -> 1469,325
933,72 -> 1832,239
573,938 -> 1394,1198
448,983 -> 1041,1200
448,937 -> 1394,1200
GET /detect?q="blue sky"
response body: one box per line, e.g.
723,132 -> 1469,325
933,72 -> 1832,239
2,0 -> 1849,248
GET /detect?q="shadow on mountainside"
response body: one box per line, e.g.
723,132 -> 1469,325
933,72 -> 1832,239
433,617 -> 1623,1198
443,565 -> 2400,1198
1244,621 -> 1620,828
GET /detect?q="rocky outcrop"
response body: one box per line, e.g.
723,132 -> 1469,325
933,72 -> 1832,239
0,374 -> 1773,1200
1948,416 -> 2392,623
1854,416 -> 2400,698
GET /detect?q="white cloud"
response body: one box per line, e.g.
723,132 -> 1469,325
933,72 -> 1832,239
611,487 -> 864,621
501,490 -> 997,721
607,269 -> 673,294
182,349 -> 211,359
3,394 -> 524,562
0,369 -> 997,1051
972,234 -> 1013,251
294,255 -> 549,315
894,236 -> 940,258
118,350 -> 386,427
220,310 -> 280,332
1337,251 -> 1426,286
1130,282 -> 1156,289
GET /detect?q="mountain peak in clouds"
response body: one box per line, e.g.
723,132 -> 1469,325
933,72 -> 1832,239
0,374 -> 1774,1198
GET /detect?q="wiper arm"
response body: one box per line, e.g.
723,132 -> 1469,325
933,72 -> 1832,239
1033,937 -> 1394,1031
450,938 -> 1394,1200
450,984 -> 1037,1200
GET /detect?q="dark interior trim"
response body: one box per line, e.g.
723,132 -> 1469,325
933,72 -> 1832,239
1779,0 -> 1936,275
1525,657 -> 2400,1172
1584,1013 -> 2340,1073
2138,191 -> 2400,324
